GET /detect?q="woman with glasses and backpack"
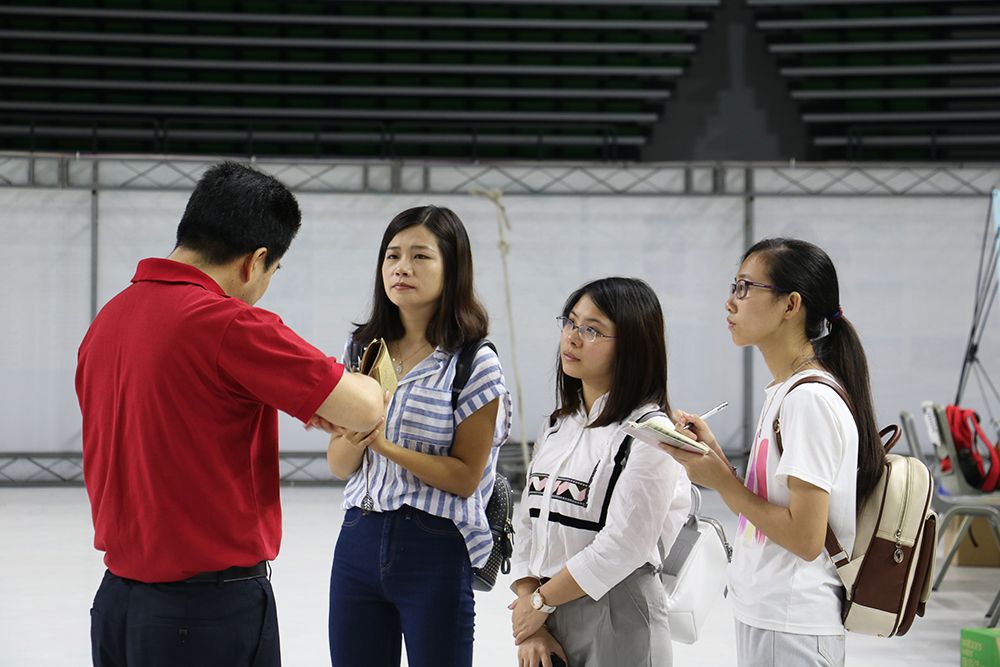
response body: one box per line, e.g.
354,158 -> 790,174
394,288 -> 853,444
325,205 -> 511,667
661,238 -> 886,667
508,277 -> 692,667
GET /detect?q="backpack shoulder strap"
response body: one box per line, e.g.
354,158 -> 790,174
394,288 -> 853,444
451,339 -> 497,411
772,375 -> 858,456
771,375 -> 855,569
618,410 -> 665,459
347,338 -> 365,372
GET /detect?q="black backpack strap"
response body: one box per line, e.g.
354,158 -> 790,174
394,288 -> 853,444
619,409 -> 667,462
594,409 -> 664,530
451,339 -> 496,411
347,338 -> 365,373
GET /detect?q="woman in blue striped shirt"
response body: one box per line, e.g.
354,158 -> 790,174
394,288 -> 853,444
326,205 -> 511,667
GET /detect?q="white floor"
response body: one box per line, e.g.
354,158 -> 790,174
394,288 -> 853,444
1,486 -> 994,666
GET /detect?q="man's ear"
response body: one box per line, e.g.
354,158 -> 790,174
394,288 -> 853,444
240,248 -> 268,282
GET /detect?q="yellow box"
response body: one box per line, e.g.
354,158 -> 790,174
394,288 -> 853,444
943,517 -> 1000,567
961,628 -> 1000,667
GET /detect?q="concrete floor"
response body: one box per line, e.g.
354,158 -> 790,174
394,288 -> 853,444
2,486 -> 995,666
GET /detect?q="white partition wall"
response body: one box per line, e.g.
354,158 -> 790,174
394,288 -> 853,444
0,189 -> 92,453
1,155 -> 997,478
238,193 -> 746,453
753,197 -> 998,437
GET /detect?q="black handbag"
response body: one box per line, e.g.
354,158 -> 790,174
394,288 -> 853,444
472,471 -> 515,591
452,340 -> 514,592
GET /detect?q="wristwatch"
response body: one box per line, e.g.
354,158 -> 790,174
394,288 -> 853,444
530,586 -> 557,614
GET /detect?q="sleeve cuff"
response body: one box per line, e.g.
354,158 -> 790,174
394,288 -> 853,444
292,357 -> 345,423
455,383 -> 507,425
566,552 -> 613,601
775,465 -> 834,493
507,562 -> 535,590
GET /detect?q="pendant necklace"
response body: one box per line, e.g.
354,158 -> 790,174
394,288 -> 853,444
392,340 -> 430,374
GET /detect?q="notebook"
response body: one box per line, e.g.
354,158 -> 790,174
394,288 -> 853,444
622,414 -> 710,455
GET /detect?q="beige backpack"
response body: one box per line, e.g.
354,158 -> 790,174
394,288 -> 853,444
775,377 -> 937,637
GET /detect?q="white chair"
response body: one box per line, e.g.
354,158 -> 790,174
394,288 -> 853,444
921,401 -> 1000,627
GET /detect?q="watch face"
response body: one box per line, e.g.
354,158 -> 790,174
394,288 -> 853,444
531,592 -> 542,609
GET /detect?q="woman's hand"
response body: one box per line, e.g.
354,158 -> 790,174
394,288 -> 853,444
305,414 -> 342,434
672,409 -> 721,452
339,418 -> 386,452
517,627 -> 568,667
509,594 -> 549,645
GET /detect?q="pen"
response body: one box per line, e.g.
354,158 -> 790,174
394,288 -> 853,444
699,402 -> 729,421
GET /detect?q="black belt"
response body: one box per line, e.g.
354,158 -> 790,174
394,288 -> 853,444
182,561 -> 269,584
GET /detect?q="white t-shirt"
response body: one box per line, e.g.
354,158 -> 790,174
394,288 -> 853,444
728,370 -> 859,635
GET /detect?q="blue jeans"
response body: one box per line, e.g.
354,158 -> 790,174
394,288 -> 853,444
328,505 -> 475,667
90,570 -> 280,666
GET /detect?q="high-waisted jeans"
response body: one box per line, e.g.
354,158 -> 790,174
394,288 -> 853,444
328,505 -> 475,667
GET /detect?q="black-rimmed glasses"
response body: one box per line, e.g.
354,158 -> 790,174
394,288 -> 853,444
730,278 -> 777,300
556,316 -> 615,343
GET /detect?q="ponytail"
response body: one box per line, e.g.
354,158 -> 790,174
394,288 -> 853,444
814,316 -> 884,501
745,238 -> 885,501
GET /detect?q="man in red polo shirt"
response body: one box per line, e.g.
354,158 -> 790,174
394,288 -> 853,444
76,162 -> 383,666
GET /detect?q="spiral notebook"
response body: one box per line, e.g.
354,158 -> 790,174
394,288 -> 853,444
622,414 -> 710,455
358,338 -> 398,396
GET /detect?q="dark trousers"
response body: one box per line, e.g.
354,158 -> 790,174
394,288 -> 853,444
90,569 -> 280,667
328,505 -> 475,667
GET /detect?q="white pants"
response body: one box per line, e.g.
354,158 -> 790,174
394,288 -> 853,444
735,620 -> 845,667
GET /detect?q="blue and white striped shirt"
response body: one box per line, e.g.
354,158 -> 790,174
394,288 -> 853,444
342,338 -> 512,568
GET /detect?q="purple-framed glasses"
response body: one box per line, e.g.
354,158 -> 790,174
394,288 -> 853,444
730,278 -> 777,300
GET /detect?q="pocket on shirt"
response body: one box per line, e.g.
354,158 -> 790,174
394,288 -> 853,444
397,385 -> 455,450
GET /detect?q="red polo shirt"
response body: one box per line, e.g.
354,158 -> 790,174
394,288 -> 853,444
76,258 -> 343,583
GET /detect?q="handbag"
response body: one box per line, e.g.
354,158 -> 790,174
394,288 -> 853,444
659,486 -> 732,644
472,471 -> 515,591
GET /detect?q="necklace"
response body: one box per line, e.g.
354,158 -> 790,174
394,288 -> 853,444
391,340 -> 430,374
774,353 -> 819,385
756,354 -> 820,437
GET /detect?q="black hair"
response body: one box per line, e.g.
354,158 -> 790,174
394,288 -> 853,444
551,277 -> 670,428
745,238 -> 885,501
352,205 -> 489,351
175,161 -> 301,269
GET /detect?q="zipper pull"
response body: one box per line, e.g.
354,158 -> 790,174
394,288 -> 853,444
893,529 -> 904,563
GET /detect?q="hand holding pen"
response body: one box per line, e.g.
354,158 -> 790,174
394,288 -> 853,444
674,402 -> 727,451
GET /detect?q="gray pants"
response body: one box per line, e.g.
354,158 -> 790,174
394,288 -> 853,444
735,620 -> 845,667
545,565 -> 671,667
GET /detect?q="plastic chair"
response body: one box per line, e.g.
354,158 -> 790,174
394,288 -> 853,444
921,401 -> 1000,627
900,410 -> 937,467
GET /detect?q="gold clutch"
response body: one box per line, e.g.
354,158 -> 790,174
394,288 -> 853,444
359,338 -> 398,396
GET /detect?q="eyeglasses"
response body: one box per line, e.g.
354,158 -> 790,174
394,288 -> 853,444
730,278 -> 777,300
556,316 -> 616,343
